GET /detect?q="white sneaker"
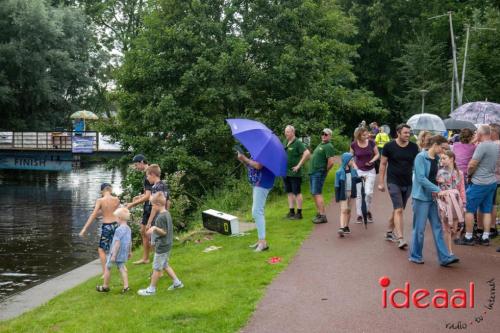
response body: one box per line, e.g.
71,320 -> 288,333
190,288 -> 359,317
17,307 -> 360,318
398,238 -> 408,249
137,288 -> 156,296
168,282 -> 184,291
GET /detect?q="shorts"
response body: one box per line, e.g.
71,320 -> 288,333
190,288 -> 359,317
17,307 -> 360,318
466,183 -> 497,214
340,191 -> 352,210
388,183 -> 411,210
284,176 -> 302,195
152,251 -> 170,271
309,171 -> 327,195
99,222 -> 118,252
105,255 -> 126,270
142,203 -> 152,225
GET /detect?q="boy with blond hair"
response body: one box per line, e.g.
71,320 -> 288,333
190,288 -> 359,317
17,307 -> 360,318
96,207 -> 132,293
138,193 -> 183,295
144,164 -> 171,229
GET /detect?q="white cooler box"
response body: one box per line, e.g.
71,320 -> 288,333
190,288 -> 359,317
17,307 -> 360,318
202,209 -> 239,235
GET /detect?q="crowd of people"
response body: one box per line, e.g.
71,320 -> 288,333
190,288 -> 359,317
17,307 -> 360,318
279,122 -> 500,266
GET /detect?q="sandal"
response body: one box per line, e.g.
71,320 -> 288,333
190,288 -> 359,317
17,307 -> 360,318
121,287 -> 131,294
96,285 -> 110,292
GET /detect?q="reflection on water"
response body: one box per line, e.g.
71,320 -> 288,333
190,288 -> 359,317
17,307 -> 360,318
0,164 -> 123,300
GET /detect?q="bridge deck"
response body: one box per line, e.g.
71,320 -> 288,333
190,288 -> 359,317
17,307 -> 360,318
0,131 -> 123,152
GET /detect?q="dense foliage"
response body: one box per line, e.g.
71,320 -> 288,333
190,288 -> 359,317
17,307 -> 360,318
0,0 -> 100,130
106,0 -> 385,202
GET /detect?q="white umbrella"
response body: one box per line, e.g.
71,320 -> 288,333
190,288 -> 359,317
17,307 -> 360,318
407,113 -> 446,135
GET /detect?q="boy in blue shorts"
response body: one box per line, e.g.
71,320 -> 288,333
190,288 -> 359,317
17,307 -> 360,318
97,207 -> 132,293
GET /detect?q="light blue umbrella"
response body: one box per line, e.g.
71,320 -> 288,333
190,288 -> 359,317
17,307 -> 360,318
450,101 -> 500,125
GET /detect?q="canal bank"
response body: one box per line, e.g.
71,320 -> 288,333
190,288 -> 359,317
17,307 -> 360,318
0,259 -> 101,321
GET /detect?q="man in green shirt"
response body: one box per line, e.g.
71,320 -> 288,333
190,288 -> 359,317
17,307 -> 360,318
310,128 -> 335,224
283,125 -> 311,220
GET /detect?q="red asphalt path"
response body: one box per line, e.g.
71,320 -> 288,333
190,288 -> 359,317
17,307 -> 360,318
242,190 -> 500,333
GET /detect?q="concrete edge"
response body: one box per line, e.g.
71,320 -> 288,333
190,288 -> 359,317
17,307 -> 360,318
0,259 -> 101,321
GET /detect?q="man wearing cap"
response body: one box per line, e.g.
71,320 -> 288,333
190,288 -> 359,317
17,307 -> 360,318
126,154 -> 154,264
310,129 -> 335,224
283,125 -> 310,220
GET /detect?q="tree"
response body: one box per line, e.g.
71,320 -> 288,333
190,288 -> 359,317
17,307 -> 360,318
108,0 -> 385,201
0,0 -> 98,130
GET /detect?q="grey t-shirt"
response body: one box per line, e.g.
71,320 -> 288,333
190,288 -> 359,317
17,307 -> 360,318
471,141 -> 499,185
152,211 -> 173,254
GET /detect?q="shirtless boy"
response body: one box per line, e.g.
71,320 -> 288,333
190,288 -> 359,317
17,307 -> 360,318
79,183 -> 121,274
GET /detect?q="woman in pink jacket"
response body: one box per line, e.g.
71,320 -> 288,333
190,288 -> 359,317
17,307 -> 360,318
436,150 -> 466,256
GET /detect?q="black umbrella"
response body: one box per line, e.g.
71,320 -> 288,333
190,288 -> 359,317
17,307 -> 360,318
443,118 -> 476,131
360,178 -> 368,229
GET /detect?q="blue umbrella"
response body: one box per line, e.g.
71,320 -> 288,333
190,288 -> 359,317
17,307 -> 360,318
226,119 -> 287,177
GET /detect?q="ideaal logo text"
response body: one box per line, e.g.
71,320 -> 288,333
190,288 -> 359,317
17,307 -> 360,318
378,277 -> 496,329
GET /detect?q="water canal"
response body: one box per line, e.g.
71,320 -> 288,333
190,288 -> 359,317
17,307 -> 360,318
0,164 -> 123,300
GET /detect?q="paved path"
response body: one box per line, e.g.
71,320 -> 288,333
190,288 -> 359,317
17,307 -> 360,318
242,192 -> 500,333
0,259 -> 101,321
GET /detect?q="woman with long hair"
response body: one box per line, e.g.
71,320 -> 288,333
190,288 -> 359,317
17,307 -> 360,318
350,127 -> 379,223
409,135 -> 459,266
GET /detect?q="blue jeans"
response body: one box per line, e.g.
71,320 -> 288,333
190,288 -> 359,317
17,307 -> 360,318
409,199 -> 456,265
252,186 -> 271,240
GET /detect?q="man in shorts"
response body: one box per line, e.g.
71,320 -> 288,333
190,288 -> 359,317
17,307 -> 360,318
283,125 -> 310,220
378,124 -> 419,249
126,154 -> 153,264
458,125 -> 499,246
309,128 -> 335,224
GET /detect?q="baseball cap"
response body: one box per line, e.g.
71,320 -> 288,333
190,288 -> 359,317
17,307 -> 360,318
100,183 -> 112,191
132,154 -> 146,163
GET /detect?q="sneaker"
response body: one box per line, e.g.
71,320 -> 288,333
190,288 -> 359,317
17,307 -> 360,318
408,258 -> 424,264
384,231 -> 395,242
313,215 -> 328,224
367,212 -> 373,223
137,288 -> 156,296
496,247 -> 500,252
397,238 -> 408,250
477,238 -> 490,246
167,282 -> 184,291
337,228 -> 345,237
441,257 -> 460,267
312,214 -> 321,223
355,216 -> 363,224
456,237 -> 475,246
249,242 -> 259,249
254,243 -> 269,252
294,212 -> 303,220
286,212 -> 295,219
490,228 -> 498,239
343,226 -> 351,234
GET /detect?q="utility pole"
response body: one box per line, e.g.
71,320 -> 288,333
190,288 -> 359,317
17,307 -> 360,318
448,12 -> 461,107
420,90 -> 429,114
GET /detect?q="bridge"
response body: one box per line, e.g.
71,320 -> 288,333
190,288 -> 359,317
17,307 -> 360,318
0,131 -> 126,171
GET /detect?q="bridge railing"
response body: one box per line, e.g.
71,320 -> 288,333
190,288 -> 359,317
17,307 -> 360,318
0,131 -> 99,151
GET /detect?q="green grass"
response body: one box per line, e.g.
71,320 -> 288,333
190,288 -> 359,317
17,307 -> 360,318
0,174 -> 335,333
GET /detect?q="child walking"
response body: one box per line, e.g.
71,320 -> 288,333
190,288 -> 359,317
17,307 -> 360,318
96,207 -> 132,293
138,192 -> 183,296
334,153 -> 361,237
436,150 -> 466,255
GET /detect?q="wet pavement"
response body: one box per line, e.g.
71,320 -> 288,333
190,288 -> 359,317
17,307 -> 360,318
242,190 -> 500,333
0,165 -> 123,300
